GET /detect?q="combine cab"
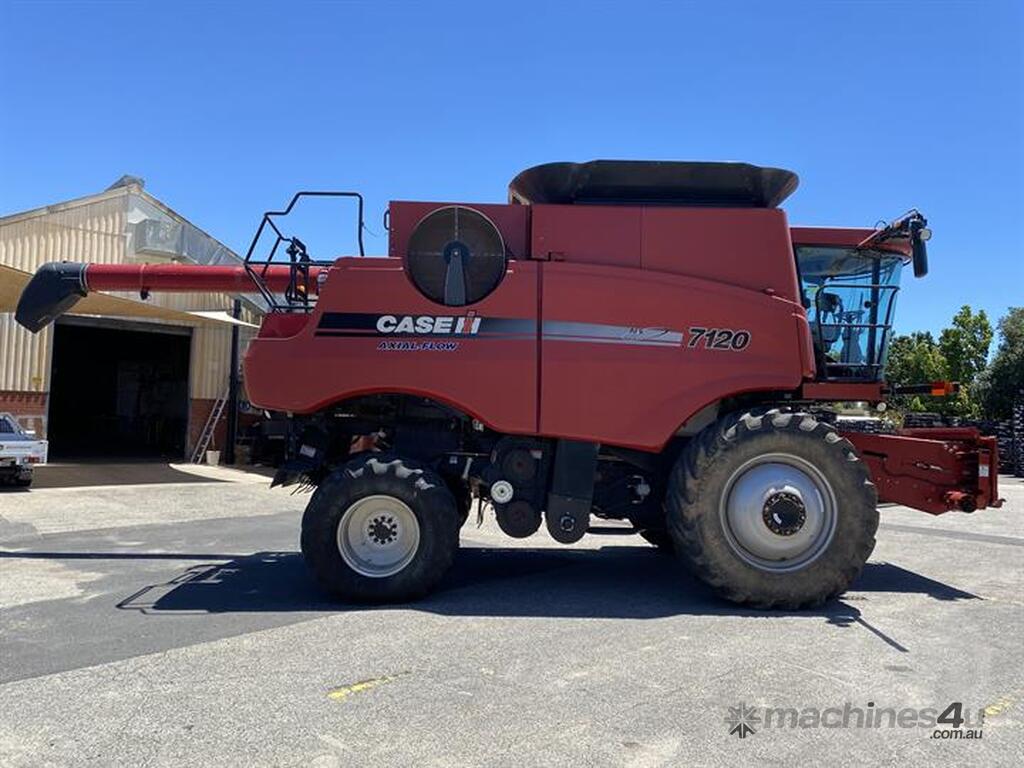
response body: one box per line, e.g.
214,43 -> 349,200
16,160 -> 1003,608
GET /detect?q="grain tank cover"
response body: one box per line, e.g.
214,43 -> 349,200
508,160 -> 798,208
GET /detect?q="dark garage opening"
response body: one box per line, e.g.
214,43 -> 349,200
48,321 -> 191,459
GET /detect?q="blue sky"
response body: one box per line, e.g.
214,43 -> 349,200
1,0 -> 1021,336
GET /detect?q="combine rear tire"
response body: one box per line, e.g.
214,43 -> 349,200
301,455 -> 460,603
666,411 -> 878,609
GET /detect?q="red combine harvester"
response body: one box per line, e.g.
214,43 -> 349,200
16,161 -> 1002,608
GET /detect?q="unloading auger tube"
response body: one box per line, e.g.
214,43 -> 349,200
15,262 -> 327,332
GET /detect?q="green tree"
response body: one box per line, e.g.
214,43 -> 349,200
939,306 -> 993,385
886,307 -> 996,418
884,331 -> 949,413
977,307 -> 1024,419
886,331 -> 948,383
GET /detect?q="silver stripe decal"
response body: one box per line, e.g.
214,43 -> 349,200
542,321 -> 682,347
544,336 -> 679,348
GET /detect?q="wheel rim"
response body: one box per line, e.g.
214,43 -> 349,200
719,453 -> 837,572
337,495 -> 421,578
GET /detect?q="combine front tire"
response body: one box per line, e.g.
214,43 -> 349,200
301,455 -> 460,603
667,412 -> 878,609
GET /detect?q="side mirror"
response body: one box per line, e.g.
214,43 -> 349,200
910,219 -> 930,278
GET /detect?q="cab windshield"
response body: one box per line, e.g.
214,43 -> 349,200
795,247 -> 905,382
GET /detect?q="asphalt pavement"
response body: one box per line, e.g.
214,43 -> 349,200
1,464 -> 1021,767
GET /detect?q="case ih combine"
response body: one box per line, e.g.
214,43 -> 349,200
17,161 -> 1002,608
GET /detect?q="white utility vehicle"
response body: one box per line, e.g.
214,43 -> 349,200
0,412 -> 47,488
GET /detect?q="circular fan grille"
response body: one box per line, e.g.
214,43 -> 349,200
405,206 -> 506,306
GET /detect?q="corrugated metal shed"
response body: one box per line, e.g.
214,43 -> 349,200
0,181 -> 257,400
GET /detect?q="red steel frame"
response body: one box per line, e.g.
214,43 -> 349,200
843,428 -> 1001,514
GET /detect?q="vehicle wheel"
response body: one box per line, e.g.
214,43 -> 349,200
666,411 -> 878,609
301,454 -> 460,603
13,477 -> 32,488
639,529 -> 674,553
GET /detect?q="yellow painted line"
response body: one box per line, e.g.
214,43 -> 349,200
984,696 -> 1015,718
327,673 -> 405,701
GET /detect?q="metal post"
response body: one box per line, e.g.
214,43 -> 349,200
224,299 -> 241,465
866,259 -> 880,368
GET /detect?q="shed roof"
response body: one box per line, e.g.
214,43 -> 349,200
0,179 -> 236,262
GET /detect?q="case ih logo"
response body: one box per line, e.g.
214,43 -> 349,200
314,311 -> 492,338
376,313 -> 481,335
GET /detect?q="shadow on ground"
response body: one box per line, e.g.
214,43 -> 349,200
29,462 -> 224,489
106,546 -> 977,635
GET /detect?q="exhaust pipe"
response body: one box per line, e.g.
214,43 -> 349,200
16,262 -> 327,333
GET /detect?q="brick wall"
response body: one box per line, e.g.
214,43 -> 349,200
0,390 -> 47,436
0,392 -> 257,462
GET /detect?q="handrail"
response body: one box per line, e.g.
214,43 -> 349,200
241,191 -> 366,313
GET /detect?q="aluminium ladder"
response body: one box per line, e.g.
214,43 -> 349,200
191,385 -> 230,463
